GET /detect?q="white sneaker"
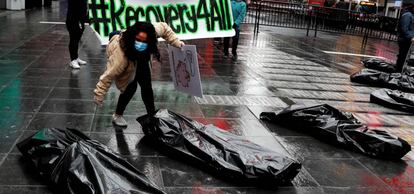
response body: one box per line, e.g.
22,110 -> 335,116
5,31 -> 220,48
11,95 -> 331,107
112,114 -> 128,127
69,60 -> 80,69
77,58 -> 87,65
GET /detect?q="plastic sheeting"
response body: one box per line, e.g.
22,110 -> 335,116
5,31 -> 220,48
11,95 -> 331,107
17,128 -> 166,194
350,68 -> 414,92
371,89 -> 414,113
260,104 -> 411,160
137,109 -> 301,185
361,58 -> 396,73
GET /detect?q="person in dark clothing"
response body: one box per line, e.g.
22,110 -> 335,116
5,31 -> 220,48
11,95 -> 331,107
223,0 -> 247,60
115,56 -> 154,117
333,0 -> 348,9
66,0 -> 88,69
94,22 -> 184,127
397,2 -> 414,72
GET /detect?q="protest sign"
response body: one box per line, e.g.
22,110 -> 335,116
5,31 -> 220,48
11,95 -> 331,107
168,45 -> 203,97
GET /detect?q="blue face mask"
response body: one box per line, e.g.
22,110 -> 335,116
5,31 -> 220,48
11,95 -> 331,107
134,41 -> 148,52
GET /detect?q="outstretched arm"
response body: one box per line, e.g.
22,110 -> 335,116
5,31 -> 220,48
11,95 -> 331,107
94,38 -> 128,104
153,22 -> 184,48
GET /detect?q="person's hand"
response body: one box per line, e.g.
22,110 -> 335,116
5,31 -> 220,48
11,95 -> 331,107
232,24 -> 238,29
180,41 -> 185,51
93,95 -> 103,106
411,38 -> 414,43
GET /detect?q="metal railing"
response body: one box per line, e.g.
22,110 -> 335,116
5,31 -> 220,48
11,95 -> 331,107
244,0 -> 398,41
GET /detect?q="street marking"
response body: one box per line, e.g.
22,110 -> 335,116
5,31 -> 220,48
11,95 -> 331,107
291,98 -> 409,115
354,113 -> 414,127
278,89 -> 370,102
322,51 -> 386,59
39,21 -> 65,24
195,95 -> 287,107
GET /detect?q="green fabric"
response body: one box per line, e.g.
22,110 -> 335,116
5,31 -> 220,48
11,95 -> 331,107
32,128 -> 49,140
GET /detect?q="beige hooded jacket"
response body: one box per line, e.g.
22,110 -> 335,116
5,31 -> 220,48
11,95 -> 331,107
94,22 -> 183,102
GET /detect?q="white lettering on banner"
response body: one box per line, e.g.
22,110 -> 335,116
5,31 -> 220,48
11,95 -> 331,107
322,51 -> 386,59
194,95 -> 288,107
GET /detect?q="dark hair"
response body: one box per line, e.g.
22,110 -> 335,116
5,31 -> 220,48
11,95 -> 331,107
120,22 -> 160,61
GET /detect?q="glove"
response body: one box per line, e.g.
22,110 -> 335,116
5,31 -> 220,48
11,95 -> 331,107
232,24 -> 238,29
93,95 -> 103,106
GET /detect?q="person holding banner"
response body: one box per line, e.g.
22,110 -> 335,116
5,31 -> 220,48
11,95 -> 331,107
93,22 -> 184,127
223,0 -> 247,60
66,0 -> 88,69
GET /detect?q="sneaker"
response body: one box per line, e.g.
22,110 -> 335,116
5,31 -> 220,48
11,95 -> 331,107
69,60 -> 80,69
112,114 -> 128,127
77,58 -> 87,65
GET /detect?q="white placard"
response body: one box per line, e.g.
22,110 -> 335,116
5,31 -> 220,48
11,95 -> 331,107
168,45 -> 203,97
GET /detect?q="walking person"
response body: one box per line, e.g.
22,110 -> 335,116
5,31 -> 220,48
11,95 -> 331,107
223,0 -> 247,60
93,22 -> 184,127
397,2 -> 414,72
66,0 -> 88,69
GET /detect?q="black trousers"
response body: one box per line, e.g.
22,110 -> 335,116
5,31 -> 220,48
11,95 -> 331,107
66,20 -> 84,61
396,39 -> 411,72
116,63 -> 155,116
223,27 -> 240,55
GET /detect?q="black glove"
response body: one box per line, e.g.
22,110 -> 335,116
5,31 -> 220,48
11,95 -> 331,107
139,115 -> 158,136
232,24 -> 238,29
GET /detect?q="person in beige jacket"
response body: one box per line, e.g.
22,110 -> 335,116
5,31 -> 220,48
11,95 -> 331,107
93,22 -> 184,127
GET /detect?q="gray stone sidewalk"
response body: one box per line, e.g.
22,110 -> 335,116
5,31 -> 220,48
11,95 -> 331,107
0,3 -> 412,194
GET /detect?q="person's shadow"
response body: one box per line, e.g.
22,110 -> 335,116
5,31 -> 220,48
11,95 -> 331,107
67,69 -> 85,116
114,125 -> 132,156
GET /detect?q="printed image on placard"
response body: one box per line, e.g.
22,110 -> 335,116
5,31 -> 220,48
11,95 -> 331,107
168,45 -> 203,97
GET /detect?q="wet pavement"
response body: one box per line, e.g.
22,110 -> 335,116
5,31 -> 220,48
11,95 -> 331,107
0,3 -> 413,194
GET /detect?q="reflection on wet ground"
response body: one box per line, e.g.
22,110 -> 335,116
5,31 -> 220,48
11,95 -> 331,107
0,3 -> 413,194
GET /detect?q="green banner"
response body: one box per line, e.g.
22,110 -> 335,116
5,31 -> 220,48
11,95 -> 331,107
88,0 -> 235,44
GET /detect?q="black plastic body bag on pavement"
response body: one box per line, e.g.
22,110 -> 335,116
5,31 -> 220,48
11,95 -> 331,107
350,68 -> 414,92
361,58 -> 396,73
17,128 -> 165,194
371,89 -> 414,113
137,109 -> 301,186
260,104 -> 411,160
